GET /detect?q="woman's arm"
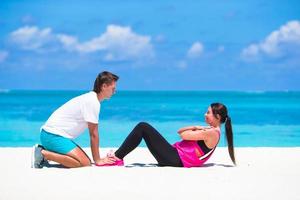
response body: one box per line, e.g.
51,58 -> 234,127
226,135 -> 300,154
177,125 -> 206,134
179,128 -> 218,141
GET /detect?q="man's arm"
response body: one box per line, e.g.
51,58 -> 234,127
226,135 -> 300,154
88,122 -> 116,165
88,122 -> 101,163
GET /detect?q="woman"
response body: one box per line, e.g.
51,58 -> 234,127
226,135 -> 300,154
99,102 -> 236,167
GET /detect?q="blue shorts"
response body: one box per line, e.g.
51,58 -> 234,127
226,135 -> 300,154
40,129 -> 78,155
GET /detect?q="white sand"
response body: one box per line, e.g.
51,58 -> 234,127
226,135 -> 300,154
0,147 -> 299,200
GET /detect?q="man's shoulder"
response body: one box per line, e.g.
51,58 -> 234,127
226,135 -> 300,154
80,91 -> 100,106
76,91 -> 96,100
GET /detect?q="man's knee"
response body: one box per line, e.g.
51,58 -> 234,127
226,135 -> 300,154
68,148 -> 91,167
79,158 -> 91,167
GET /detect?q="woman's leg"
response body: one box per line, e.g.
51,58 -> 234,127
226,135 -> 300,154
115,122 -> 183,167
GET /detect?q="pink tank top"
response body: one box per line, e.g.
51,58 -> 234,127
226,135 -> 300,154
173,130 -> 220,168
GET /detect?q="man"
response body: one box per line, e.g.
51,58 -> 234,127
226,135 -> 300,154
31,71 -> 119,168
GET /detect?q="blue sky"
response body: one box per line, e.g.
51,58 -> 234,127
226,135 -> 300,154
0,0 -> 300,91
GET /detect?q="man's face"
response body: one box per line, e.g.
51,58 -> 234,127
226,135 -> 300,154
102,81 -> 116,99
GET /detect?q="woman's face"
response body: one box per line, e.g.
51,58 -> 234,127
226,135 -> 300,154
204,106 -> 219,126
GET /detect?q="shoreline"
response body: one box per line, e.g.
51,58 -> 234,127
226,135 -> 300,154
0,147 -> 299,200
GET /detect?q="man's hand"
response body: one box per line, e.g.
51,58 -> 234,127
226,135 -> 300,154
95,156 -> 117,166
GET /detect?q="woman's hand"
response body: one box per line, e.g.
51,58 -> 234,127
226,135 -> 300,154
177,125 -> 206,134
193,125 -> 206,130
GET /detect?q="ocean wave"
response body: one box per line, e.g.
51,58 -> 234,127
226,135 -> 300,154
244,90 -> 266,94
0,89 -> 10,93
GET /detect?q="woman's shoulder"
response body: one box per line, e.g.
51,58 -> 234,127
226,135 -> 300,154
205,127 -> 220,148
212,126 -> 221,133
204,126 -> 220,131
206,126 -> 221,138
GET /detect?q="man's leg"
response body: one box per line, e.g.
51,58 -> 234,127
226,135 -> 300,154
42,147 -> 91,168
40,130 -> 91,168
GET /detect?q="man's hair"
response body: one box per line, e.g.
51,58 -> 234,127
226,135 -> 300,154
93,71 -> 119,93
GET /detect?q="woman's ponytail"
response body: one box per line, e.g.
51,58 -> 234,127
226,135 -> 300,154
225,116 -> 235,165
211,103 -> 236,165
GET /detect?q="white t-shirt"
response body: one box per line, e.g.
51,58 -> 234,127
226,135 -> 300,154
41,91 -> 101,139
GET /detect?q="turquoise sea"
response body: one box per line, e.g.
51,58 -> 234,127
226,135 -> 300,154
1,90 -> 300,147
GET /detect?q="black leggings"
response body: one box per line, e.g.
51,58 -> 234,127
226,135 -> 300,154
115,122 -> 183,167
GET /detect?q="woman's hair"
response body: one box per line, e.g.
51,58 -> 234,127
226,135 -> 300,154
210,103 -> 236,165
93,71 -> 119,93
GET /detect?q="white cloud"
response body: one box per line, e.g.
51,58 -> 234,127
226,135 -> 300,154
0,50 -> 9,63
10,26 -> 55,51
10,25 -> 154,61
242,20 -> 300,60
187,42 -> 204,58
56,34 -> 78,51
59,25 -> 154,61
